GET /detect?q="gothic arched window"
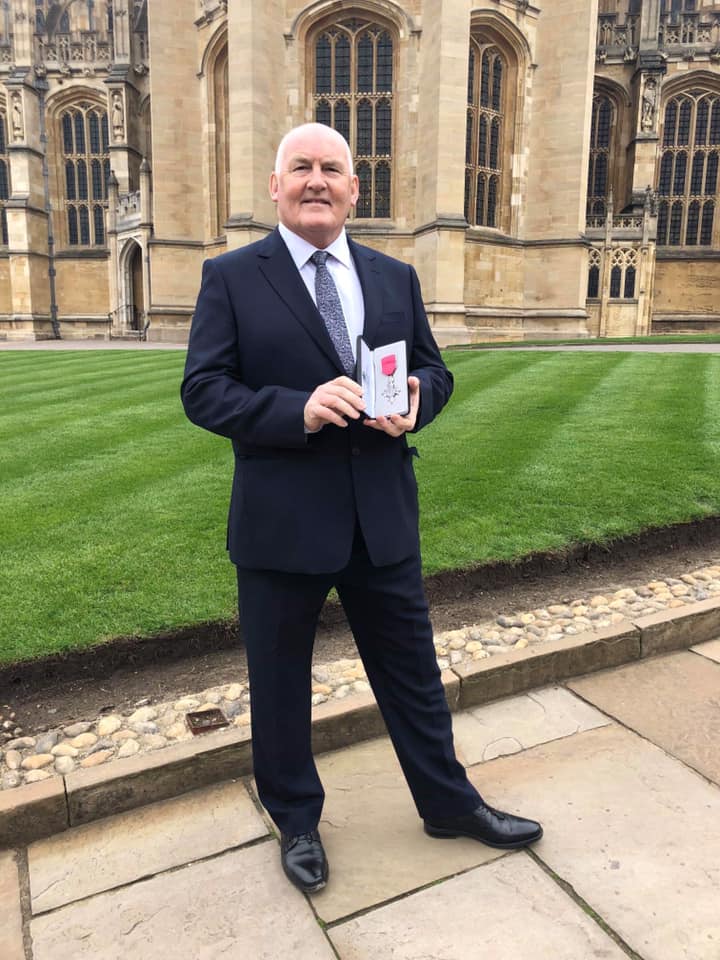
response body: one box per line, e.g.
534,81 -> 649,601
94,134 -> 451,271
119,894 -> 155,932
213,46 -> 229,235
60,103 -> 110,246
657,90 -> 719,246
587,93 -> 615,220
0,109 -> 9,246
609,249 -> 638,299
465,38 -> 506,228
587,248 -> 601,298
312,18 -> 394,219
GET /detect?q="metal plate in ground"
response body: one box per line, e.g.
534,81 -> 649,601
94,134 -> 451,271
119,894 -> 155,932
185,709 -> 229,735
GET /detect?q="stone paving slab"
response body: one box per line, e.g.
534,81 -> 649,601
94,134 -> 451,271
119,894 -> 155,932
692,638 -> 720,663
30,840 -> 336,960
0,850 -> 25,960
329,852 -> 628,960
312,736 -> 504,923
471,724 -> 720,960
29,779 -> 267,914
452,685 -> 611,765
569,652 -> 720,784
65,724 -> 253,826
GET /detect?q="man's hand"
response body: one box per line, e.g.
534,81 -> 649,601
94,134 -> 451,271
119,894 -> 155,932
364,376 -> 420,437
304,376 -> 366,432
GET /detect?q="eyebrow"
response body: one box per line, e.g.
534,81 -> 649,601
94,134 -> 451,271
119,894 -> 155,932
287,154 -> 346,169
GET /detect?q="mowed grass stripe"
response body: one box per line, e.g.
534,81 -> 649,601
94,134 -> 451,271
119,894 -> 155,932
0,414 -> 202,510
0,356 -> 183,413
2,460 -> 235,661
416,352 -> 629,569
504,354 -> 717,534
418,353 -> 720,572
4,350 -> 720,663
703,357 -> 720,470
419,351 -> 627,482
0,350 -> 175,387
0,389 -> 189,478
1,420 -> 226,546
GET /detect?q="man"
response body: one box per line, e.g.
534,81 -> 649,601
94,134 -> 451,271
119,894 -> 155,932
181,123 -> 542,894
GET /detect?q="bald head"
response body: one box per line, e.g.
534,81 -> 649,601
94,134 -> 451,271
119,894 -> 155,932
269,121 -> 359,248
274,123 -> 353,176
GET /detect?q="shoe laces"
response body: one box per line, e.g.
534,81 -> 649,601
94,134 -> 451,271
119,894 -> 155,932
480,802 -> 506,821
284,831 -> 318,850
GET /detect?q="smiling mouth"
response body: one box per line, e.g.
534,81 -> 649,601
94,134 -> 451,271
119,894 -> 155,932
302,199 -> 331,206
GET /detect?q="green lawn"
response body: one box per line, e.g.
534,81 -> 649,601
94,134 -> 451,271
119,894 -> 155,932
2,348 -> 720,665
448,333 -> 720,350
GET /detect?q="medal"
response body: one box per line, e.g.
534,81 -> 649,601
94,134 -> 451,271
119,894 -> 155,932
380,353 -> 401,405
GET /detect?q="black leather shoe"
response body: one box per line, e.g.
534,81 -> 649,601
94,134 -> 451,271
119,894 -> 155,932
280,830 -> 329,893
424,801 -> 543,849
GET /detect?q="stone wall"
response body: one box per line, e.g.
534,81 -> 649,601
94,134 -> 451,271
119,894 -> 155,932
1,0 -> 719,343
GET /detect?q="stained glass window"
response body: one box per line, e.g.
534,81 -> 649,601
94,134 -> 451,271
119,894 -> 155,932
624,266 -> 636,298
312,20 -> 394,219
657,92 -> 719,245
60,105 -> 109,246
465,39 -> 506,227
587,94 -> 615,220
588,264 -> 600,298
0,113 -> 8,246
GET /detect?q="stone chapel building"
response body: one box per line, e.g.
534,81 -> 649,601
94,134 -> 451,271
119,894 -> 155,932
0,0 -> 719,344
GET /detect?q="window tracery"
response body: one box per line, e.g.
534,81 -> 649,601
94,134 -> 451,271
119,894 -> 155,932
0,107 -> 9,246
587,248 -> 601,298
59,102 -> 110,247
587,247 -> 637,300
465,38 -> 505,228
214,46 -> 229,233
587,94 -> 615,219
35,0 -> 73,34
609,248 -> 637,298
657,89 -> 719,246
311,18 -> 394,219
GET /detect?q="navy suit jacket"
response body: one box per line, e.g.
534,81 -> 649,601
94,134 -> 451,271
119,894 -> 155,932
181,227 -> 453,574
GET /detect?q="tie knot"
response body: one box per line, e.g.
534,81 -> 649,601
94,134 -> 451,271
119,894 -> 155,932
311,250 -> 329,268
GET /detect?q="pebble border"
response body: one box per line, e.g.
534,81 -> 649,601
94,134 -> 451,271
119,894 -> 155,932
2,564 -> 720,791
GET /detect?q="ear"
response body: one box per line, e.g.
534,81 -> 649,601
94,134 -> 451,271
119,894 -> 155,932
269,171 -> 279,202
349,174 -> 359,208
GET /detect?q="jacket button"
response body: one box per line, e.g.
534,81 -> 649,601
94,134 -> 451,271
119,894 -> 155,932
351,446 -> 360,456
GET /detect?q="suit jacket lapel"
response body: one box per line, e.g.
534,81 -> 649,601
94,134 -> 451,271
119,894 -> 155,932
349,238 -> 383,347
257,229 -> 345,373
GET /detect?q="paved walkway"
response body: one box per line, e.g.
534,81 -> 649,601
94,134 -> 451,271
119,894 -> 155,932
500,342 -> 720,353
3,641 -> 719,959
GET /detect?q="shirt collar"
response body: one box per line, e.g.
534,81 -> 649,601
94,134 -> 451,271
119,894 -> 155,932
278,222 -> 352,271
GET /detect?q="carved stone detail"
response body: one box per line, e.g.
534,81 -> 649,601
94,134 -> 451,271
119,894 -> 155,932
112,90 -> 125,141
640,76 -> 658,134
11,90 -> 23,142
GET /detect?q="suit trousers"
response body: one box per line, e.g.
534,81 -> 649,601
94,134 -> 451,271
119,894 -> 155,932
236,526 -> 481,836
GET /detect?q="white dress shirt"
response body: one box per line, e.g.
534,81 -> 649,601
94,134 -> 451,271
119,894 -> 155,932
278,222 -> 365,361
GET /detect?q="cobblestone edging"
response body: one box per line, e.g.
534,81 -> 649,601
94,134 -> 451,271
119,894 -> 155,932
2,565 -> 720,792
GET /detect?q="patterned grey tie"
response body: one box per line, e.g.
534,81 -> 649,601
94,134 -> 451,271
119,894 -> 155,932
310,250 -> 355,375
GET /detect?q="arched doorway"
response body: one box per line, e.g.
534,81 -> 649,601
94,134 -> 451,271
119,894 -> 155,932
120,239 -> 145,332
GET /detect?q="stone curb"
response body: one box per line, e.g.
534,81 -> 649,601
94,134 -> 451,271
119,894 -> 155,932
1,598 -> 718,851
454,623 -> 640,709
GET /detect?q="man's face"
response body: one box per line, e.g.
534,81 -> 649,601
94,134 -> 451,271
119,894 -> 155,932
270,128 -> 359,248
